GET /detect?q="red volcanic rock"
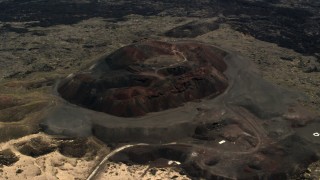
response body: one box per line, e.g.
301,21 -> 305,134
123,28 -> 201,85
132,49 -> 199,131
58,41 -> 228,117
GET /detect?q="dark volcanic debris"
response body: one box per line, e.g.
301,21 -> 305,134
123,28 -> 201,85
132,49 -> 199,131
14,137 -> 57,158
0,149 -> 19,167
58,138 -> 88,158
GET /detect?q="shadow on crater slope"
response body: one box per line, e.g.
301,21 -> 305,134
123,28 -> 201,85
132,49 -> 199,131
42,40 -> 320,179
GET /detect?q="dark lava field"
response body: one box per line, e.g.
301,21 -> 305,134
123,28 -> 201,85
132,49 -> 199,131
0,0 -> 319,55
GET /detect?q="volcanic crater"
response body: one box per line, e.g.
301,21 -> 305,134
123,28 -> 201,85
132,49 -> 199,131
58,40 -> 229,117
48,40 -> 320,179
